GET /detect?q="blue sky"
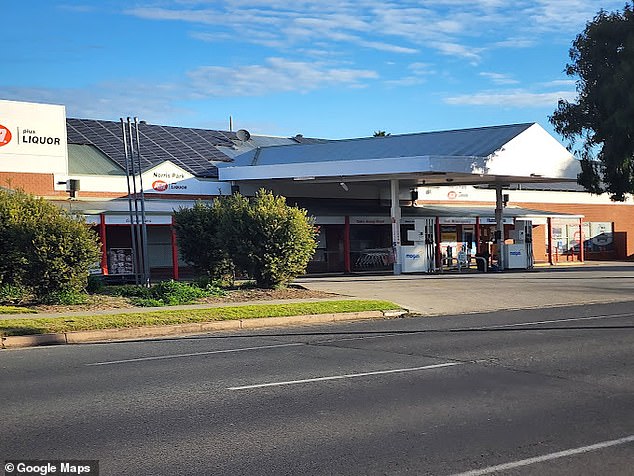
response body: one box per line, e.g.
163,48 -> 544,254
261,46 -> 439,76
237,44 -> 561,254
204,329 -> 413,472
2,1 -> 628,139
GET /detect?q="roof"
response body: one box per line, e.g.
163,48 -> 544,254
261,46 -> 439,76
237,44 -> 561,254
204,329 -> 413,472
67,118 -> 237,178
234,123 -> 534,167
66,118 -> 328,178
68,144 -> 126,176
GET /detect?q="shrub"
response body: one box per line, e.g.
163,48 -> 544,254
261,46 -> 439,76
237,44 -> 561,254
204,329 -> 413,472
174,190 -> 317,289
86,275 -> 105,294
0,283 -> 32,305
117,280 -> 210,307
222,190 -> 318,288
42,290 -> 89,305
106,284 -> 152,299
150,280 -> 207,305
0,189 -> 101,299
173,201 -> 234,283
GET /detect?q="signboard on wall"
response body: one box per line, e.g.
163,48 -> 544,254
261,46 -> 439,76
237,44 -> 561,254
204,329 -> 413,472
108,248 -> 135,275
142,161 -> 232,196
0,99 -> 68,175
105,215 -> 173,225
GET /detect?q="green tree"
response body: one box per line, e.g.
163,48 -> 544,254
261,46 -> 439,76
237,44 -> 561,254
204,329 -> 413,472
373,130 -> 391,137
550,3 -> 634,201
223,190 -> 318,288
173,200 -> 234,282
0,189 -> 101,300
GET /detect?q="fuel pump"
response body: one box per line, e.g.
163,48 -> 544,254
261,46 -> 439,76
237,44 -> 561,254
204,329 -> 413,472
504,220 -> 534,269
402,218 -> 436,273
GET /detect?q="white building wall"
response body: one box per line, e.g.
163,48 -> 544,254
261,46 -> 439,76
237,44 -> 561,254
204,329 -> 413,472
0,99 -> 68,176
485,123 -> 580,178
418,185 -> 634,206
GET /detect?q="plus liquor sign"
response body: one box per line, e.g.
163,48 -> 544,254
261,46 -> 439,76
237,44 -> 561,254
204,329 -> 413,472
0,99 -> 68,175
0,123 -> 13,146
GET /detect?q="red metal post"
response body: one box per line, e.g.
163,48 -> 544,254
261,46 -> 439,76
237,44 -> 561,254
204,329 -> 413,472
171,216 -> 179,280
579,218 -> 584,262
344,216 -> 351,273
435,216 -> 441,268
99,213 -> 108,275
547,217 -> 554,265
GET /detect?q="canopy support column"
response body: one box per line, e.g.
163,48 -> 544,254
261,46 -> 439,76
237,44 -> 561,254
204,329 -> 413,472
495,185 -> 505,271
390,179 -> 402,275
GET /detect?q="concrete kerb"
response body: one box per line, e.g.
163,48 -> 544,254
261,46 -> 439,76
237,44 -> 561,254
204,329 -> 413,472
1,309 -> 407,349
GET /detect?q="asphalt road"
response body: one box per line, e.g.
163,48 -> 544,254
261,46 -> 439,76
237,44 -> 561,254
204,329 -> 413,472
2,301 -> 633,475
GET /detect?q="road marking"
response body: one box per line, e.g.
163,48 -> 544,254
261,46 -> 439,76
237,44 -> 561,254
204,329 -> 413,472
85,343 -> 304,366
469,312 -> 634,331
450,434 -> 634,476
228,362 -> 463,390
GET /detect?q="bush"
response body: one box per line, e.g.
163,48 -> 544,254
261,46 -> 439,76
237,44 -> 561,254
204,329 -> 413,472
0,189 -> 101,299
173,201 -> 234,283
0,283 -> 32,305
42,290 -> 89,305
86,275 -> 105,294
106,284 -> 152,299
150,280 -> 207,305
222,190 -> 318,288
112,280 -> 211,307
174,190 -> 317,289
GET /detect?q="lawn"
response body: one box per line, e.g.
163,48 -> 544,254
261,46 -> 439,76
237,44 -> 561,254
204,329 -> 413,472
0,300 -> 401,336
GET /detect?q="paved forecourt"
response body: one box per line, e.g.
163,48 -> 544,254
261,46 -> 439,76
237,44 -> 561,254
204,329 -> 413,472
297,262 -> 634,315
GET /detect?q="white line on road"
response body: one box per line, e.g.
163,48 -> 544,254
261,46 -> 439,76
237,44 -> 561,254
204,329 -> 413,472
469,312 -> 634,331
85,343 -> 304,366
450,434 -> 634,476
228,362 -> 464,390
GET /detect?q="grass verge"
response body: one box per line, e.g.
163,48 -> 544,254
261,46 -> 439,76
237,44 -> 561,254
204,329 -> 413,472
0,300 -> 401,336
0,306 -> 37,314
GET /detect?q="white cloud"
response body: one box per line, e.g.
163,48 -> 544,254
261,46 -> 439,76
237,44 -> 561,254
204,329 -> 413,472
2,84 -> 187,123
444,89 -> 577,107
125,0 -> 629,65
187,57 -> 378,96
432,42 -> 483,62
480,72 -> 519,85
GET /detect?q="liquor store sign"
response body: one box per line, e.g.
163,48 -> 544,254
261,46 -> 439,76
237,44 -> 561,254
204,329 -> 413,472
0,99 -> 68,174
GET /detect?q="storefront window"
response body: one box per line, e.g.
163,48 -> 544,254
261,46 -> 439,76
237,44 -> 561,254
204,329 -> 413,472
551,220 -> 614,255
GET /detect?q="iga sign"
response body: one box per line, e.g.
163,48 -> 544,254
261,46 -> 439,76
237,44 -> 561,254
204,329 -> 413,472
141,161 -> 232,195
152,180 -> 169,192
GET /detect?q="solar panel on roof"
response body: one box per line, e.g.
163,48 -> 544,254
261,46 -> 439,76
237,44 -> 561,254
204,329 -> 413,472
66,118 -> 235,178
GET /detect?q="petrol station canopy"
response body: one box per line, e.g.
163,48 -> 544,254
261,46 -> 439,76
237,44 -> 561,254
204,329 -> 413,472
218,122 -> 580,188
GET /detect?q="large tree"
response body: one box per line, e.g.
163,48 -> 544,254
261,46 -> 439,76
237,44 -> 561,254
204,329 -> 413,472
550,2 -> 634,201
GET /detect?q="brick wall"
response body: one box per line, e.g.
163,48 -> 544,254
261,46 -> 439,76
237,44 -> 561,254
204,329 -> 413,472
0,172 -> 64,196
516,201 -> 634,260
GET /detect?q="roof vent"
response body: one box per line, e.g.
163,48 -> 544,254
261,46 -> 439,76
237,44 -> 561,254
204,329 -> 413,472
236,129 -> 251,142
